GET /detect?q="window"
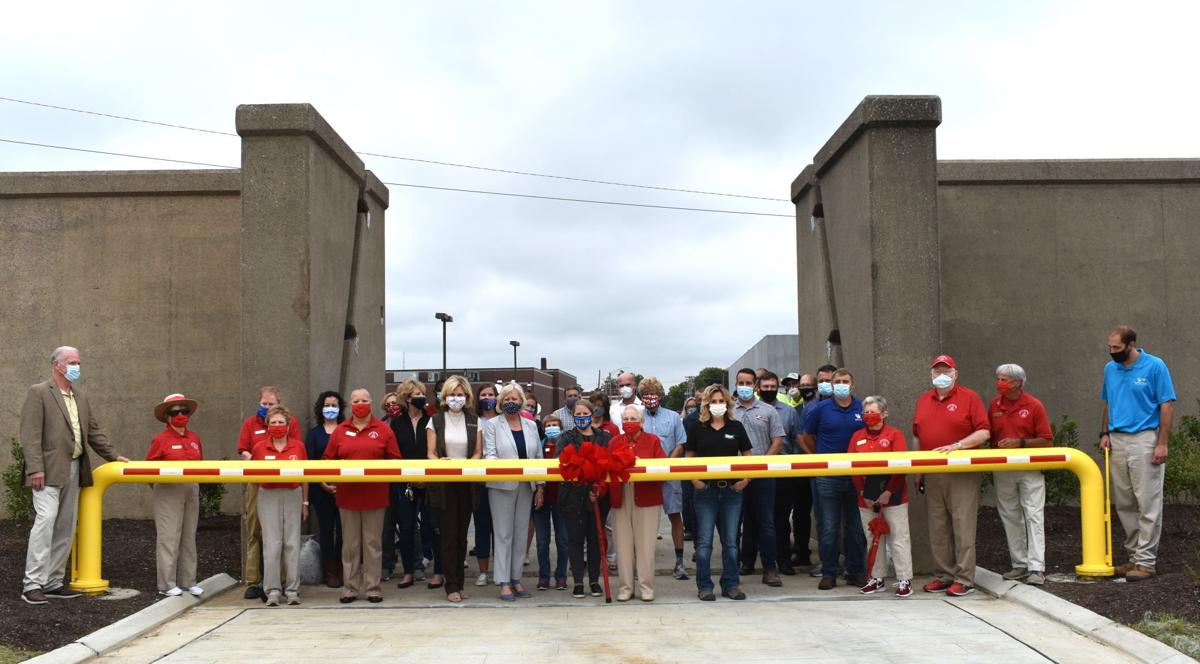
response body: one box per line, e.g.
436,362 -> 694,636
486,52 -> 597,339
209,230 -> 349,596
466,371 -> 480,381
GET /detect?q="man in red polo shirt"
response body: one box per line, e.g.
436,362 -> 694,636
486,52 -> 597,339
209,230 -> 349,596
912,355 -> 990,597
236,386 -> 303,600
989,363 -> 1053,586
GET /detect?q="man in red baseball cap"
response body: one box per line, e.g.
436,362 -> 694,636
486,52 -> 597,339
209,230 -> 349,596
912,354 -> 990,597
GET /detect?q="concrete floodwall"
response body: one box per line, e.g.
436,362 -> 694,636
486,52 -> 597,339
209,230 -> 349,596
0,104 -> 389,518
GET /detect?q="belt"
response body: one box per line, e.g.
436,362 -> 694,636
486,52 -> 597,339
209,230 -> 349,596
707,480 -> 731,488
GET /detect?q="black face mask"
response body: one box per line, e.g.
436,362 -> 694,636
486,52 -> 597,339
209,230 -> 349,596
411,397 -> 427,410
759,390 -> 778,403
1110,345 -> 1131,363
799,388 -> 816,401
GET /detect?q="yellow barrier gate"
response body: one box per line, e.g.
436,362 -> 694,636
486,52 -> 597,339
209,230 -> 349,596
70,447 -> 1113,594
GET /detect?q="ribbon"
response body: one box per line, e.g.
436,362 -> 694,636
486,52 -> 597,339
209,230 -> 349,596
866,512 -> 891,574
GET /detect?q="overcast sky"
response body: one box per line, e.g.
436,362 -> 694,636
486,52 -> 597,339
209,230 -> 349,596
3,1 -> 1198,388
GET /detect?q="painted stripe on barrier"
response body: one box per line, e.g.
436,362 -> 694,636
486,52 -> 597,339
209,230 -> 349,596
160,468 -> 184,476
341,468 -> 364,476
645,466 -> 671,474
888,459 -> 912,467
219,468 -> 243,476
828,461 -> 852,469
767,462 -> 792,471
280,468 -> 303,477
708,464 -> 732,473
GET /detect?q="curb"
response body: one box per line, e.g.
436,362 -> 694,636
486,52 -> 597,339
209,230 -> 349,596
974,566 -> 1196,664
24,573 -> 238,664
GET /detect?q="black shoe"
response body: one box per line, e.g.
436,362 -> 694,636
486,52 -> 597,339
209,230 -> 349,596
339,594 -> 356,604
739,565 -> 754,576
778,562 -> 796,576
572,584 -> 586,598
697,588 -> 715,601
818,577 -> 836,590
721,586 -> 746,600
367,594 -> 383,603
847,574 -> 868,588
683,531 -> 694,542
790,553 -> 812,567
243,586 -> 264,600
44,586 -> 81,599
589,583 -> 602,597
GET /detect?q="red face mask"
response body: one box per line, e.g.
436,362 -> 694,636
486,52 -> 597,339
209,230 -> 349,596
384,404 -> 402,417
169,414 -> 190,429
863,412 -> 883,428
623,422 -> 642,437
267,424 -> 289,439
351,402 -> 372,419
996,380 -> 1012,395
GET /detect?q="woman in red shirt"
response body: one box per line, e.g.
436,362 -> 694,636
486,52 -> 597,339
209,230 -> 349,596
324,388 -> 402,603
146,394 -> 204,598
252,406 -> 308,606
610,406 -> 665,602
847,395 -> 913,598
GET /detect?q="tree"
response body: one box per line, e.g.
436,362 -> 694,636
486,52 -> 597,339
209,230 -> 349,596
666,381 -> 689,411
693,367 -> 727,391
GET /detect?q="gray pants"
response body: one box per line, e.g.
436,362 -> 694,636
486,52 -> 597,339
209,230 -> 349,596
24,459 -> 80,593
154,484 -> 199,591
1111,431 -> 1165,569
257,487 -> 303,598
488,485 -> 534,584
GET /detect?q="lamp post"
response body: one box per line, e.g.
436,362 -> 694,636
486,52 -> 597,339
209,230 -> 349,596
435,313 -> 453,374
509,340 -> 520,381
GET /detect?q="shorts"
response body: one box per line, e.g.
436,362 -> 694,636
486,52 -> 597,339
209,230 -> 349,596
662,480 -> 683,515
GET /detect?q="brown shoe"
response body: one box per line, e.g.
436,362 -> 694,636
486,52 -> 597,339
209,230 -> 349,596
762,570 -> 782,587
818,577 -> 836,590
1113,563 -> 1135,577
323,561 -> 343,588
1125,565 -> 1155,582
22,589 -> 49,605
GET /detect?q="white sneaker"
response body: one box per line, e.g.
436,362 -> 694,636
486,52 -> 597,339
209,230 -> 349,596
162,587 -> 182,597
187,586 -> 204,597
475,573 -> 488,587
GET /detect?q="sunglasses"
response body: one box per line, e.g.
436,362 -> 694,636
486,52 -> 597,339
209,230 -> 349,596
167,408 -> 191,416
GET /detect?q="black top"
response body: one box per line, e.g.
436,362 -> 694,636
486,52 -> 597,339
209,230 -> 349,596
305,425 -> 333,461
389,411 -> 431,460
684,419 -> 752,457
513,429 -> 528,460
556,427 -> 611,458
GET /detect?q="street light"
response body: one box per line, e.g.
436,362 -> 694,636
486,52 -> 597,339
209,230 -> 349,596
435,313 -> 453,374
509,340 -> 520,381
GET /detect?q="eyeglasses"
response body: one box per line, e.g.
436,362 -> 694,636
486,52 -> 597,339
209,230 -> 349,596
167,408 -> 191,416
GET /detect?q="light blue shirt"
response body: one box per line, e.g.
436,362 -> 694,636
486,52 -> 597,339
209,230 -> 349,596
1102,349 -> 1176,433
642,406 -> 687,456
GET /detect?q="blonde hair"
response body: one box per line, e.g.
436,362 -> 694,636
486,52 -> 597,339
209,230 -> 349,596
543,413 -> 562,427
440,375 -> 475,411
699,384 -> 733,424
498,381 -> 526,406
638,376 -> 665,398
395,378 -> 423,406
265,405 -> 292,425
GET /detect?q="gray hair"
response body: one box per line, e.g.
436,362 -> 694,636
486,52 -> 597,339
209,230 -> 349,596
862,395 -> 888,413
621,405 -> 644,422
50,346 -> 78,365
995,363 -> 1027,385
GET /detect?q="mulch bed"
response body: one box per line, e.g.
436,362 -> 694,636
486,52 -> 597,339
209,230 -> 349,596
976,504 -> 1200,624
0,516 -> 240,653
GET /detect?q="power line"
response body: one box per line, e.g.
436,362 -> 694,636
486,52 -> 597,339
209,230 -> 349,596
0,94 -> 788,202
0,137 -> 792,218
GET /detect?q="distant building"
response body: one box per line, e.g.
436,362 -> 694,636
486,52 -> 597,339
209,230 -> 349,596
726,335 -> 800,389
386,359 -> 578,414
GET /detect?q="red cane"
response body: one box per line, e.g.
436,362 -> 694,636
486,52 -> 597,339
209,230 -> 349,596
592,489 -> 612,603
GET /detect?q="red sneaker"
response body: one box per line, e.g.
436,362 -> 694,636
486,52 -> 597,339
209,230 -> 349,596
946,582 -> 975,597
859,578 -> 886,594
922,579 -> 952,593
895,580 -> 912,597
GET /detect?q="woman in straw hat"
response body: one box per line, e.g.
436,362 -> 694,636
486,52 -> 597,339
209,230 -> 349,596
146,393 -> 204,598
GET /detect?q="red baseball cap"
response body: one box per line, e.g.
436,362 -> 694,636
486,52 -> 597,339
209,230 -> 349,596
930,354 -> 956,369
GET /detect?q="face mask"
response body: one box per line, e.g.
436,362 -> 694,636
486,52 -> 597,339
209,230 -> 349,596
832,384 -> 851,399
799,387 -> 816,401
384,403 -> 402,417
545,425 -> 561,439
322,406 -> 340,420
619,386 -> 634,400
169,414 -> 190,429
735,386 -> 754,401
574,415 -> 592,429
501,401 -> 522,415
685,407 -> 697,417
351,402 -> 372,419
642,396 -> 660,410
863,412 -> 883,428
817,382 -> 833,397
565,396 -> 579,411
995,380 -> 1012,395
446,396 -> 466,411
64,363 -> 81,382
932,374 -> 954,390
1110,346 -> 1131,363
787,387 -> 801,399
480,397 -> 497,411
267,424 -> 289,439
524,405 -> 537,415
759,389 -> 778,403
709,403 -> 727,418
410,397 -> 427,411
257,405 -> 270,420
623,422 -> 642,437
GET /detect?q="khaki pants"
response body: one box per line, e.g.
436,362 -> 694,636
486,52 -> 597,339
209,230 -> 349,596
154,484 -> 199,592
242,484 -> 262,585
340,507 -> 385,597
859,504 -> 912,580
23,459 -> 80,593
925,473 -> 979,586
257,487 -> 303,598
994,470 -> 1046,573
1111,431 -> 1164,569
612,484 -> 661,599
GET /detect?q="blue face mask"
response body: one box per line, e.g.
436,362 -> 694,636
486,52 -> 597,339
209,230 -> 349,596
545,426 -> 562,439
817,382 -> 833,397
832,384 -> 851,399
735,385 -> 755,401
932,374 -> 954,390
501,401 -> 522,415
574,415 -> 592,430
322,406 -> 340,421
257,405 -> 269,419
480,397 -> 497,411
64,364 -> 81,382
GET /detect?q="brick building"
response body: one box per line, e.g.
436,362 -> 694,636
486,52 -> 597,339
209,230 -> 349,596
386,359 -> 578,415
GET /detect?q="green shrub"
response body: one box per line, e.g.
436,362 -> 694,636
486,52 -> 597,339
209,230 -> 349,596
3,437 -> 34,522
199,456 -> 227,517
1045,416 -> 1080,506
1163,406 -> 1200,503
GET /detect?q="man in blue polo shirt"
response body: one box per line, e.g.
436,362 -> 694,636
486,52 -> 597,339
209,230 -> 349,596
1100,325 -> 1176,582
802,368 -> 866,590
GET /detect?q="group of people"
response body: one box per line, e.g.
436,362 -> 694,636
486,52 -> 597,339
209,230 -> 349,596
17,324 -> 1175,606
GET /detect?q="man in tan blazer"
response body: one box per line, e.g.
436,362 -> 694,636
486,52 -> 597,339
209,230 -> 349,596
20,346 -> 128,605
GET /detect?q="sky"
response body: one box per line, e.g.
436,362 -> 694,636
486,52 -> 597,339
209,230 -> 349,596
3,1 -> 1199,389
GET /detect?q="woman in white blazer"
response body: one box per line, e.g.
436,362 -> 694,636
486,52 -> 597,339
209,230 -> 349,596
484,382 -> 545,601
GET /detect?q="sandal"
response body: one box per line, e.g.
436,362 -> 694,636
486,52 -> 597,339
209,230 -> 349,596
397,576 -> 414,589
499,585 -> 516,601
447,591 -> 463,603
513,583 -> 531,598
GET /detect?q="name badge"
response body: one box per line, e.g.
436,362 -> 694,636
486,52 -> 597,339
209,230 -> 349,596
254,430 -> 266,435
171,445 -> 183,450
724,434 -> 735,440
265,455 -> 276,460
346,431 -> 357,437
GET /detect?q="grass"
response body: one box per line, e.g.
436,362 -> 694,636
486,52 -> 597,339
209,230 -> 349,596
0,645 -> 41,663
1134,613 -> 1200,659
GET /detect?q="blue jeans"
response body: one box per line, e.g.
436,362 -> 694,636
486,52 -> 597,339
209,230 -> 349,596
693,481 -> 744,592
473,486 -> 493,560
533,502 -> 568,581
813,476 -> 866,579
738,477 -> 777,571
